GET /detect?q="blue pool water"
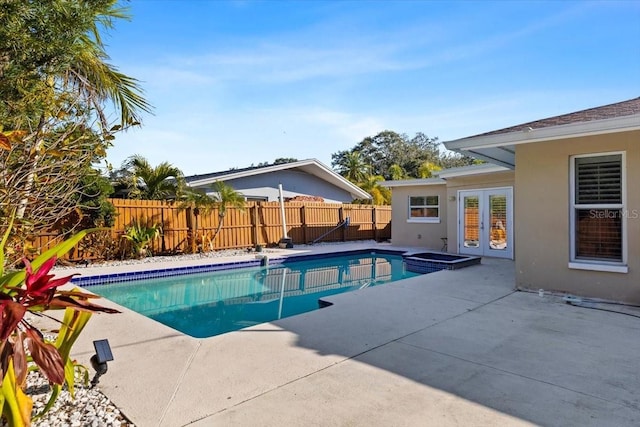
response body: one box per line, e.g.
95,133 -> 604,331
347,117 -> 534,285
88,252 -> 420,338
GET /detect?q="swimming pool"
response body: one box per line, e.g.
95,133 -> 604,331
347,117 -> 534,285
86,251 -> 420,338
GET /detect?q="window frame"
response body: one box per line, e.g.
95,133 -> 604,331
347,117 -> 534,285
407,195 -> 440,223
569,151 -> 627,273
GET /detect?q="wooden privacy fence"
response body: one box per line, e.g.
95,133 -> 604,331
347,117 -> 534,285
42,200 -> 392,260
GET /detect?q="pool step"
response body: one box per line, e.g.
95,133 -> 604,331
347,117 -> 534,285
403,252 -> 481,274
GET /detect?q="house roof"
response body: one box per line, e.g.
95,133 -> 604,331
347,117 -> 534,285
444,97 -> 640,169
380,164 -> 512,188
435,163 -> 511,179
184,158 -> 371,200
381,177 -> 445,188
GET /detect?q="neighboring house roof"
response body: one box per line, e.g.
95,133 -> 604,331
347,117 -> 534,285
444,97 -> 640,169
184,158 -> 371,200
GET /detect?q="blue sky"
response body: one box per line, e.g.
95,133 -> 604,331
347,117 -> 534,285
104,0 -> 640,175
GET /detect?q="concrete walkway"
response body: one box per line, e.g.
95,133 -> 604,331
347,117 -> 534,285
54,243 -> 640,426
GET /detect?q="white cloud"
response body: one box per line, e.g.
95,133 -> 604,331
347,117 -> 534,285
104,1 -> 640,177
107,104 -> 389,175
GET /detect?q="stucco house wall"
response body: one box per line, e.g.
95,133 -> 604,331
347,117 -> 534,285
389,184 -> 448,249
444,171 -> 515,255
515,130 -> 640,303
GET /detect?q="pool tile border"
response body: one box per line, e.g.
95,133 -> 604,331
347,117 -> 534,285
73,260 -> 264,286
72,249 -> 409,287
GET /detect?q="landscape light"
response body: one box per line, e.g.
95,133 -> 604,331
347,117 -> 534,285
90,339 -> 114,387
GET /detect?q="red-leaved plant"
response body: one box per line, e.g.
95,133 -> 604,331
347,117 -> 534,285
0,214 -> 119,426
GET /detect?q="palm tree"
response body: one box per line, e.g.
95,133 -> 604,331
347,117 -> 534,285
209,181 -> 246,245
177,182 -> 244,251
388,164 -> 407,180
12,1 -> 152,219
359,174 -> 391,205
124,155 -> 184,200
336,151 -> 370,184
418,160 -> 442,178
178,188 -> 219,252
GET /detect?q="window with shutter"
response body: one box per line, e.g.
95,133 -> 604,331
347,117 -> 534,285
571,153 -> 625,265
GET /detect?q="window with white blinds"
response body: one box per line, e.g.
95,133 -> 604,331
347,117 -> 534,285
575,155 -> 622,204
571,153 -> 624,263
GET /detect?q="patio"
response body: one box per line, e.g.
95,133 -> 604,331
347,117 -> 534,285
53,243 -> 640,426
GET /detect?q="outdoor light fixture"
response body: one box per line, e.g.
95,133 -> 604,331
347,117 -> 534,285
90,339 -> 114,387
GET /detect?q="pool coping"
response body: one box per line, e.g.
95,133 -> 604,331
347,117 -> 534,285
71,247 -> 481,287
82,248 -> 419,338
44,243 -> 640,427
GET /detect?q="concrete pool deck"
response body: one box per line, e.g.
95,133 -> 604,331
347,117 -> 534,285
50,242 -> 640,426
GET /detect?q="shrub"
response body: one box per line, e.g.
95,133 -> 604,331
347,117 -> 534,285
0,214 -> 119,425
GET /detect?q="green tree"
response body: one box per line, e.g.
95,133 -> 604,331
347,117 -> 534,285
177,184 -> 245,252
333,151 -> 370,184
255,158 -> 298,167
0,0 -> 150,127
352,130 -> 439,178
120,155 -> 185,200
417,160 -> 442,178
388,164 -> 407,180
177,188 -> 219,253
273,157 -> 298,165
332,130 -> 475,180
209,182 -> 245,247
440,152 -> 482,169
357,174 -> 391,205
0,0 -> 151,252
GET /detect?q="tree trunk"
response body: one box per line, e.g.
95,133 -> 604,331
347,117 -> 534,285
16,115 -> 47,219
209,213 -> 225,250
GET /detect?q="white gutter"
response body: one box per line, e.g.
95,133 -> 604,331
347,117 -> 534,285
436,164 -> 510,179
381,178 -> 445,188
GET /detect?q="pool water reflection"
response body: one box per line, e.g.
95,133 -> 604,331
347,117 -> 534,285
89,252 -> 420,338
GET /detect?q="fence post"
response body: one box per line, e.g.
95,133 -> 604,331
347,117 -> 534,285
160,206 -> 167,253
258,202 -> 265,246
339,206 -> 345,242
372,206 -> 378,241
301,204 -> 307,244
185,206 -> 195,254
252,203 -> 259,247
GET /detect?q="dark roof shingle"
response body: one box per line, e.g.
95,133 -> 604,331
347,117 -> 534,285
184,162 -> 290,183
469,96 -> 640,139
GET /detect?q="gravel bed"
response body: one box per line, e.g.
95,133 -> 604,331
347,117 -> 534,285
54,247 -> 275,270
0,333 -> 135,427
54,240 -> 377,271
22,372 -> 133,427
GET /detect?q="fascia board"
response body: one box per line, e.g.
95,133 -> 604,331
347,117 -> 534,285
437,165 -> 510,179
381,178 -> 446,188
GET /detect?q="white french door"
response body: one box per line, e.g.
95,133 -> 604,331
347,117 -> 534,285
458,188 -> 513,259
